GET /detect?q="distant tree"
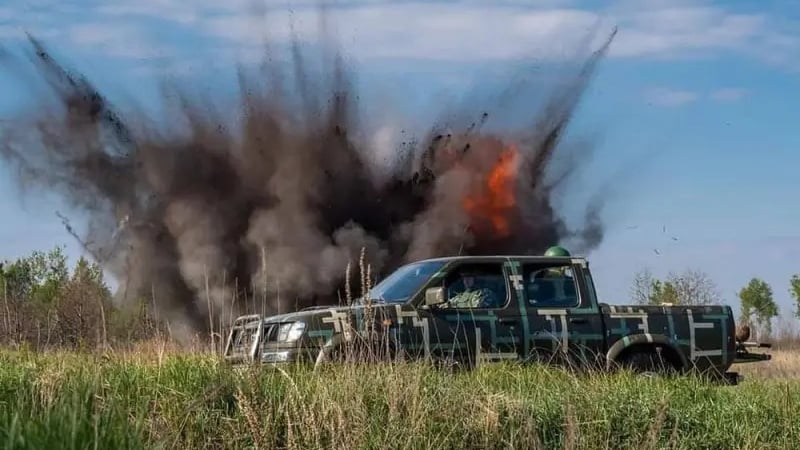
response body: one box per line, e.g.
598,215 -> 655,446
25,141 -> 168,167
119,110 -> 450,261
56,256 -> 113,347
651,279 -> 680,305
790,274 -> 800,321
738,278 -> 779,338
630,268 -> 720,306
669,269 -> 722,305
0,246 -> 125,348
0,246 -> 68,304
630,268 -> 657,305
1,246 -> 70,343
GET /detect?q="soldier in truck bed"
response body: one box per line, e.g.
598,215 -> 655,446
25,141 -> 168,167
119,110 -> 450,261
526,244 -> 578,308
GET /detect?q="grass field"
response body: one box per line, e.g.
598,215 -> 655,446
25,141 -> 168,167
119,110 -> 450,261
0,344 -> 797,450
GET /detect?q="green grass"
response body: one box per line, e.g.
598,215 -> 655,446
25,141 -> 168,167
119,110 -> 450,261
0,349 -> 797,449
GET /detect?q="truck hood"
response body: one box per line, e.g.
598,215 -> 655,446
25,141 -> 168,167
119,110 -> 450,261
261,303 -> 380,323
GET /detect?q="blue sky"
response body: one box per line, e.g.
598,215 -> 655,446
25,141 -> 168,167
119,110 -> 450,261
1,0 -> 799,322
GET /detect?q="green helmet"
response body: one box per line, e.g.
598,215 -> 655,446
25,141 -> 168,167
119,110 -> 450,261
544,246 -> 570,257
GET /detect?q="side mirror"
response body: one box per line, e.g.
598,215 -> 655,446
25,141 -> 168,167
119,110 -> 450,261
424,287 -> 445,307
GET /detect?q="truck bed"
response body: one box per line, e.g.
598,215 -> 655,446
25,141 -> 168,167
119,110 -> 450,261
599,303 -> 737,373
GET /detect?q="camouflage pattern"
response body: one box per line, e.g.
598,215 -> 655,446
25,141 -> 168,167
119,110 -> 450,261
224,255 -> 758,380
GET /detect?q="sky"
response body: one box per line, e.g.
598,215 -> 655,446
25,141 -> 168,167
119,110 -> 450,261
0,0 -> 799,322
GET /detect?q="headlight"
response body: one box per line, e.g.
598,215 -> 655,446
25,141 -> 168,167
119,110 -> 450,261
277,322 -> 306,342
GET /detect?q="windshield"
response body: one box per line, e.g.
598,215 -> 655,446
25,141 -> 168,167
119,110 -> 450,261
366,260 -> 446,303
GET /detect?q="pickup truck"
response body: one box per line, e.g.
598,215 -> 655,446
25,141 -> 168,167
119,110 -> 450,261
223,248 -> 771,384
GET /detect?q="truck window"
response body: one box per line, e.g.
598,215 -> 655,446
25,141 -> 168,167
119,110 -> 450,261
580,267 -> 600,306
439,262 -> 509,309
522,263 -> 579,308
368,260 -> 447,303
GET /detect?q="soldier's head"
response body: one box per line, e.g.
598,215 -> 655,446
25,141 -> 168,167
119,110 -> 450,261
461,273 -> 475,288
544,245 -> 570,258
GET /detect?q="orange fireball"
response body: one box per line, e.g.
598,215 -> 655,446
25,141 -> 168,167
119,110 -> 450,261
462,145 -> 519,237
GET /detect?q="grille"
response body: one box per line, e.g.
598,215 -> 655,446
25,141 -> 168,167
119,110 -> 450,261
261,323 -> 279,342
226,320 -> 261,357
226,320 -> 291,358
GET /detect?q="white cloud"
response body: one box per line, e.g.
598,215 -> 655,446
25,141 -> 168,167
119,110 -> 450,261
604,6 -> 768,57
643,87 -> 698,107
95,2 -> 201,25
1,0 -> 798,70
67,23 -> 173,59
710,88 -> 747,102
628,7 -> 786,62
603,4 -> 800,71
202,5 -> 604,62
643,86 -> 749,107
192,1 -> 800,69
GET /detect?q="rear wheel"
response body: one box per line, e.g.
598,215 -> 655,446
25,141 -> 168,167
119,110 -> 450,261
618,348 -> 679,377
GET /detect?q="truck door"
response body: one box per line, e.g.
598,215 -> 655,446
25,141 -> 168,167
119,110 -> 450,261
519,260 -> 606,369
423,260 -> 521,368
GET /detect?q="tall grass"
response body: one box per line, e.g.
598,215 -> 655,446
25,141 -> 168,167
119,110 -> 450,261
0,348 -> 798,449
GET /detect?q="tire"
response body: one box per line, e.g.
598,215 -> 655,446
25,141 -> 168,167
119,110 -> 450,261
618,348 -> 677,377
313,338 -> 389,371
313,343 -> 352,369
313,346 -> 333,370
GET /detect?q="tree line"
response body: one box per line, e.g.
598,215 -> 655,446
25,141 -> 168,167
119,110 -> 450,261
630,267 -> 800,339
0,245 -> 163,350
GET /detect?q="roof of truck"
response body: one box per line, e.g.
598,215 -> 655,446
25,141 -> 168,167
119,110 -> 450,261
411,254 -> 587,264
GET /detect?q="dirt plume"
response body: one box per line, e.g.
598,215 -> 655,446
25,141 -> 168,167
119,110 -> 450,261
0,22 -> 617,339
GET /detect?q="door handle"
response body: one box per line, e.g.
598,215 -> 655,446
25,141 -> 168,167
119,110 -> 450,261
569,317 -> 588,324
498,317 -> 518,324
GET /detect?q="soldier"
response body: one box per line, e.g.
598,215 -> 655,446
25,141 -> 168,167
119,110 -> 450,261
527,246 -> 576,306
445,271 -> 500,308
542,246 -> 574,279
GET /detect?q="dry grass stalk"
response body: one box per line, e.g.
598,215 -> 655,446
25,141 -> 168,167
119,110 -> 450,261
643,397 -> 670,450
236,384 -> 266,450
666,415 -> 681,450
563,402 -> 579,450
737,349 -> 800,379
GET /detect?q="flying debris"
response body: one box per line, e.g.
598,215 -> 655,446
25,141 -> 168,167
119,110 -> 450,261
0,20 -> 620,339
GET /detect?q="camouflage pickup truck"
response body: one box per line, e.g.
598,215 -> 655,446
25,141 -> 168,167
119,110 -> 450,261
223,247 -> 771,384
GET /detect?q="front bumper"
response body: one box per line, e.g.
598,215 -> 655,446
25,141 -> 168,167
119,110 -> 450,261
224,315 -> 320,366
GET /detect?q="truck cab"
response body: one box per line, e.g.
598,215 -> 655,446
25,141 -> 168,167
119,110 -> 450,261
398,254 -> 607,369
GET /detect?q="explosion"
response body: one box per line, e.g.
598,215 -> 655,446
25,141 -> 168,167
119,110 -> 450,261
0,20 -> 617,339
462,145 -> 519,237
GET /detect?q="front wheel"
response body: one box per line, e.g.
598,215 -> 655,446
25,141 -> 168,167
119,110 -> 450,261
313,343 -> 359,370
313,345 -> 334,371
313,338 -> 398,371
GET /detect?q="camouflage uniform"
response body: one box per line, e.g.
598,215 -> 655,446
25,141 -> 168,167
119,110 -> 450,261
446,287 -> 498,308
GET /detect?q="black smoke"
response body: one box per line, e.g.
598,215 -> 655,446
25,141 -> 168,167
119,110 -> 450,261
0,23 -> 617,339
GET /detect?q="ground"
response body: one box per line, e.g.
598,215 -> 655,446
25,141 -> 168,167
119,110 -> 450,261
0,341 -> 796,449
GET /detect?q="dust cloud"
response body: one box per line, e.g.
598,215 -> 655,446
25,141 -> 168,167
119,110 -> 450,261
0,18 -> 618,338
